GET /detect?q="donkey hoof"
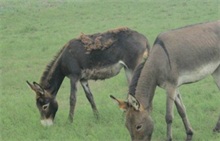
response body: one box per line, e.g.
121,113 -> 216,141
186,138 -> 192,141
186,136 -> 193,141
68,116 -> 73,123
186,130 -> 193,141
213,128 -> 220,133
94,111 -> 100,119
213,123 -> 220,133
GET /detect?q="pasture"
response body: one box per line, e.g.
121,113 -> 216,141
0,0 -> 220,140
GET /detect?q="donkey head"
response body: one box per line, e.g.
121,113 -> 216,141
110,95 -> 154,141
26,81 -> 58,126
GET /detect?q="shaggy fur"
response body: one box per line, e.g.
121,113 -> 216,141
79,27 -> 130,54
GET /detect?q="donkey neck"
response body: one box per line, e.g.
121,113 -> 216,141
135,59 -> 158,111
40,51 -> 65,96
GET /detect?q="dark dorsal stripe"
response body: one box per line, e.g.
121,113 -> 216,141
154,37 -> 171,69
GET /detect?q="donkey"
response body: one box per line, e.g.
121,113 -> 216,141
26,27 -> 149,126
111,21 -> 220,141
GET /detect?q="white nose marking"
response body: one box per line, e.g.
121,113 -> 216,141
40,119 -> 53,126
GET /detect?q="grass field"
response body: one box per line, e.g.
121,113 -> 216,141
1,0 -> 220,140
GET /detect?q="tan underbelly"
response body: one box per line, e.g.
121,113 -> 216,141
177,61 -> 220,86
81,61 -> 126,80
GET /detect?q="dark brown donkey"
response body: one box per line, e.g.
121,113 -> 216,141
111,21 -> 220,141
27,27 -> 149,126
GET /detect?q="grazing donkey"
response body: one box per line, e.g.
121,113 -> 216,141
26,27 -> 149,126
111,21 -> 220,141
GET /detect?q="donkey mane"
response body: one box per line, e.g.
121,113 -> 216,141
79,27 -> 131,54
128,61 -> 146,96
40,45 -> 66,88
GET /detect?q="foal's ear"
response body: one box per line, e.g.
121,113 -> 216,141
110,95 -> 128,111
127,94 -> 141,111
26,81 -> 45,95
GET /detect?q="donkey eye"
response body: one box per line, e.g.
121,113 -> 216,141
136,124 -> 142,131
42,103 -> 49,110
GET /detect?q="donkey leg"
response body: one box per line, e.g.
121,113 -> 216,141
80,79 -> 99,119
165,87 -> 177,141
213,116 -> 220,132
124,67 -> 133,84
212,66 -> 220,132
174,91 -> 193,141
69,77 -> 79,123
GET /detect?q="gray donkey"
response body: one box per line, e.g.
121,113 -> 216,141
111,21 -> 220,141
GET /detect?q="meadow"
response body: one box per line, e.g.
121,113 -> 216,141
0,0 -> 220,140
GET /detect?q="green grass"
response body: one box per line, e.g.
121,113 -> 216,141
1,0 -> 220,140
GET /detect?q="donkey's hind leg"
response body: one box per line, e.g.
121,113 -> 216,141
213,116 -> 220,133
174,90 -> 193,141
124,67 -> 133,84
80,79 -> 99,119
212,66 -> 220,132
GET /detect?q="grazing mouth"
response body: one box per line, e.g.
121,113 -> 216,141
40,118 -> 53,126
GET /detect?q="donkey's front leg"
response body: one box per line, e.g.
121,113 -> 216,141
124,67 -> 133,84
69,77 -> 78,123
212,66 -> 220,132
80,79 -> 99,119
165,87 -> 176,141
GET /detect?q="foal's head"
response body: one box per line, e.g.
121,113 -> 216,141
26,81 -> 58,126
110,95 -> 154,141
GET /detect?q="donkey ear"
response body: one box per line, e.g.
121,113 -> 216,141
110,95 -> 128,111
127,94 -> 140,111
26,81 -> 35,91
33,82 -> 45,95
26,81 -> 45,95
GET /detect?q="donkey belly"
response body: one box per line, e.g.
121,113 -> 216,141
177,61 -> 220,86
81,61 -> 126,80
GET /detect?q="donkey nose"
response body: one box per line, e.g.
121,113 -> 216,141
40,118 -> 53,126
